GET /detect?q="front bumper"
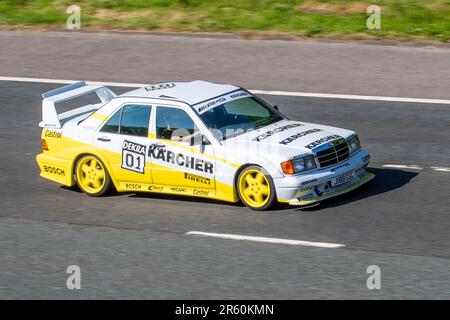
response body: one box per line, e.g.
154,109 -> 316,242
274,149 -> 374,206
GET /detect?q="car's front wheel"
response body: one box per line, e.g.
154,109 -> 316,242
237,165 -> 276,210
75,155 -> 112,196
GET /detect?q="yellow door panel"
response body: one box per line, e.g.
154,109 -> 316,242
149,140 -> 216,189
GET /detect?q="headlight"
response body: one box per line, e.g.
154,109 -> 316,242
347,134 -> 361,154
281,154 -> 317,174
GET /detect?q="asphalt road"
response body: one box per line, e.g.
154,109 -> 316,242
0,30 -> 450,99
0,81 -> 449,299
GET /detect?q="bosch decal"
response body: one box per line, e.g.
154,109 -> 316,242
43,165 -> 65,176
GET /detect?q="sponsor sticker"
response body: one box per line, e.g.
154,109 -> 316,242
301,178 -> 318,186
170,187 -> 187,193
184,172 -> 211,185
195,90 -> 251,114
44,130 -> 62,139
125,183 -> 142,190
145,83 -> 176,91
193,189 -> 209,196
299,193 -> 315,201
122,140 -> 147,174
279,128 -> 323,145
43,165 -> 65,176
148,143 -> 214,174
305,135 -> 342,149
252,123 -> 304,142
148,185 -> 164,192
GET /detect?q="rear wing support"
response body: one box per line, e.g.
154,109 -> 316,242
40,81 -> 116,128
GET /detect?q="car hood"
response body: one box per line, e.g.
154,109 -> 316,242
223,119 -> 355,160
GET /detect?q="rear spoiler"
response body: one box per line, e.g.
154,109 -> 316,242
40,81 -> 116,128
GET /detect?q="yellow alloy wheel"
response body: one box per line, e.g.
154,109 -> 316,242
238,168 -> 271,208
76,155 -> 107,195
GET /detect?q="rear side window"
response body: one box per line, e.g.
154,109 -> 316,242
121,105 -> 151,137
100,105 -> 151,137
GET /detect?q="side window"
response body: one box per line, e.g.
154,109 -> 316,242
120,105 -> 151,137
156,106 -> 198,142
100,105 -> 151,137
100,108 -> 121,133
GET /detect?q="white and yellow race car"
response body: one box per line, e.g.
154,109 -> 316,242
36,80 -> 374,210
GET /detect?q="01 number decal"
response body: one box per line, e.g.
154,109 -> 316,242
121,140 -> 146,174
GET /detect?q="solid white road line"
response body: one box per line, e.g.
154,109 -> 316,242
250,90 -> 450,105
1,76 -> 449,105
382,164 -> 423,170
185,231 -> 345,248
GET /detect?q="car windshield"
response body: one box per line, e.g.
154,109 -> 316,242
199,97 -> 284,140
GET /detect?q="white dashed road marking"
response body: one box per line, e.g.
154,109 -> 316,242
431,166 -> 450,172
382,164 -> 423,170
185,231 -> 345,249
381,164 -> 450,172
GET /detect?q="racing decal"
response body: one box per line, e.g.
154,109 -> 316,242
145,83 -> 176,91
122,140 -> 147,174
119,180 -> 214,198
125,183 -> 142,190
299,193 -> 315,201
170,187 -> 187,193
43,165 -> 65,176
184,172 -> 211,185
330,163 -> 350,172
148,185 -> 164,192
301,178 -> 318,186
44,130 -> 62,139
305,135 -> 342,149
193,189 -> 209,196
279,128 -> 323,145
252,123 -> 303,142
195,90 -> 251,114
148,143 -> 214,174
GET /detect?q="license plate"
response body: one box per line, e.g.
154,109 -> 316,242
331,170 -> 355,187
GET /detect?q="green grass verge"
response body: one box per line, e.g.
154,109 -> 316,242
0,0 -> 449,41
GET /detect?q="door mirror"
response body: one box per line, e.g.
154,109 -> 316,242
273,105 -> 279,111
202,135 -> 211,145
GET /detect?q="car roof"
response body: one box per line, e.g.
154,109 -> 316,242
122,80 -> 241,106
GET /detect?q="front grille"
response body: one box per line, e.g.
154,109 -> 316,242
315,140 -> 350,168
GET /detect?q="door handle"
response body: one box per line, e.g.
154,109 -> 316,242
97,136 -> 111,142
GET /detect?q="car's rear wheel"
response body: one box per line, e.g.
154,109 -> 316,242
75,155 -> 112,196
237,165 -> 276,210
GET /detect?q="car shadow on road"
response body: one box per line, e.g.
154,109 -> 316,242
291,167 -> 418,212
61,167 -> 417,211
129,191 -> 246,208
